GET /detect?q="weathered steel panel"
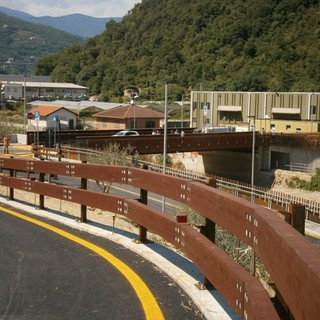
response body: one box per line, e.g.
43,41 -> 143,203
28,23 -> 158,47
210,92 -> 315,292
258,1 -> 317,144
181,226 -> 279,320
1,158 -> 320,320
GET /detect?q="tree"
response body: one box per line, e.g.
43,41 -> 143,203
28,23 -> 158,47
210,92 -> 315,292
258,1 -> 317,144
0,114 -> 21,139
87,143 -> 137,193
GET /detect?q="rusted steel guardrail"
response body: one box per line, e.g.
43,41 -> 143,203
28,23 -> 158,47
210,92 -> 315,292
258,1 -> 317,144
31,144 -> 320,223
141,160 -> 320,223
0,158 -> 319,319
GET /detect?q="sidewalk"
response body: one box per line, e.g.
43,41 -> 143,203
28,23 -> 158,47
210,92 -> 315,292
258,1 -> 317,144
0,144 -> 33,158
305,220 -> 320,241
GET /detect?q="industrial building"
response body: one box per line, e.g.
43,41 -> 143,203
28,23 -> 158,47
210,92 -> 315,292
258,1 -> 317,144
190,91 -> 320,133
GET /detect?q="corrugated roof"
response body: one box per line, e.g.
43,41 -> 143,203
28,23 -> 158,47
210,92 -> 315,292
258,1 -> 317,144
2,81 -> 88,89
95,104 -> 164,119
29,100 -> 122,111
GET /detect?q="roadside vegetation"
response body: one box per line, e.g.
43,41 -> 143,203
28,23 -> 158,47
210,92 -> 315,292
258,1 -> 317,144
140,153 -> 186,171
286,169 -> 320,192
87,143 -> 137,193
0,109 -> 24,139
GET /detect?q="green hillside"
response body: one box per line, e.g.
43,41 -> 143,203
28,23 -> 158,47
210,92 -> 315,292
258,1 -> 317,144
0,12 -> 84,74
35,0 -> 320,101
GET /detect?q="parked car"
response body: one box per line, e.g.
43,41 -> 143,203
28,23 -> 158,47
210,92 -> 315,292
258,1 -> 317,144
112,130 -> 139,136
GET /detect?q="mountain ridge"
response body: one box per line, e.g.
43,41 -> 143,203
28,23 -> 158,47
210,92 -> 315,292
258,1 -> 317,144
0,6 -> 121,37
0,11 -> 85,74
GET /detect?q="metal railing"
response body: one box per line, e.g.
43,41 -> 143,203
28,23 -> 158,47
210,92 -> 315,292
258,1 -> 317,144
285,162 -> 313,173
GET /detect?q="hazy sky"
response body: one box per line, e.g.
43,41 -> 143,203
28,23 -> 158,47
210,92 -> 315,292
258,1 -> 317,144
0,0 -> 142,18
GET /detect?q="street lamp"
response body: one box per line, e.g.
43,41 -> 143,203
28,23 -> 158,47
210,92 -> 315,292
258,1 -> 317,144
0,82 -> 4,111
248,115 -> 256,276
248,116 -> 256,187
130,92 -> 139,129
162,82 -> 168,212
23,74 -> 26,133
181,94 -> 184,128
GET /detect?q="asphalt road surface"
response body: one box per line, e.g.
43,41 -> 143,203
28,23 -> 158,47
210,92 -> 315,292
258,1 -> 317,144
0,204 -> 206,320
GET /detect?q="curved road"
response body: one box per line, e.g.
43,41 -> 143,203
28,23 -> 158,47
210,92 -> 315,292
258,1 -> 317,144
0,204 -> 205,320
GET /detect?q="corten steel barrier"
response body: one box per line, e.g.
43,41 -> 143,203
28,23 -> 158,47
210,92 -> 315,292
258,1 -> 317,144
136,160 -> 320,224
31,143 -> 320,224
1,158 -> 320,319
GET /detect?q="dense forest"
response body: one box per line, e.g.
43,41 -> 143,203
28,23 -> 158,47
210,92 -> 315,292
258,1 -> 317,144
0,12 -> 84,74
35,0 -> 320,101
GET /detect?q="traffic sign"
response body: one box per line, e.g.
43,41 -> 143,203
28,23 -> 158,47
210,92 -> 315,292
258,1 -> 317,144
34,111 -> 40,119
27,112 -> 34,119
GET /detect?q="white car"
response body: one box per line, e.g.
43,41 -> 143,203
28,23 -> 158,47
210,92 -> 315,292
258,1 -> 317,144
112,130 -> 139,136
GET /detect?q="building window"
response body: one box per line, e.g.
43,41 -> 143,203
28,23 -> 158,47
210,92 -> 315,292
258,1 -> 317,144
146,121 -> 155,128
286,125 -> 291,131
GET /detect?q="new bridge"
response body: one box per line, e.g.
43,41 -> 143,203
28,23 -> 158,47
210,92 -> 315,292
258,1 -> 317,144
28,130 -> 320,155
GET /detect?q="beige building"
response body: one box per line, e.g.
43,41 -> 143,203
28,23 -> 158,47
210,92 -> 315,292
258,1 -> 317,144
190,91 -> 320,133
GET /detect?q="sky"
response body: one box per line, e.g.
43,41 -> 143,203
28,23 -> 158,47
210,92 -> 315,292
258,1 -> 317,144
0,0 -> 142,18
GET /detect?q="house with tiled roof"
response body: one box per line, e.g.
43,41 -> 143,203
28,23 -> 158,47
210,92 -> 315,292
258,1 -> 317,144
94,104 -> 164,130
27,105 -> 77,132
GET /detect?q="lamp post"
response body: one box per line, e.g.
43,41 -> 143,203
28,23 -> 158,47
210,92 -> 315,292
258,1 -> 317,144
248,116 -> 256,187
181,94 -> 184,128
248,115 -> 256,276
162,82 -> 168,212
23,74 -> 26,133
130,91 -> 139,129
310,92 -> 314,133
0,82 -> 4,111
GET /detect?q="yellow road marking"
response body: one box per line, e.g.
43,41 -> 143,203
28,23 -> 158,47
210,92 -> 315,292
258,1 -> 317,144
0,205 -> 164,320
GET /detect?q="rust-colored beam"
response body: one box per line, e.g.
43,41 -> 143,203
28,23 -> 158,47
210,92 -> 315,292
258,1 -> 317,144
1,159 -> 320,320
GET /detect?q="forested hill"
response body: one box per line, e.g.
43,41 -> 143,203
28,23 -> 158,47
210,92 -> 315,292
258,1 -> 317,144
35,0 -> 320,101
0,12 -> 84,74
